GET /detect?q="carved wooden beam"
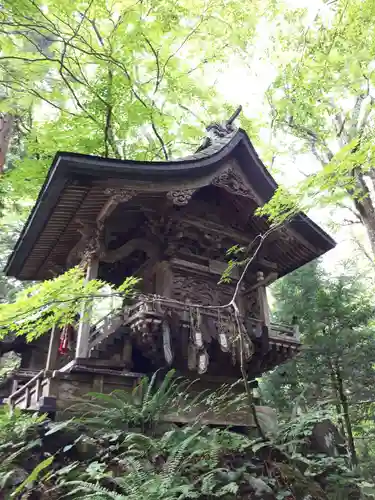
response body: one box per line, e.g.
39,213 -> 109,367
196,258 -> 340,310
166,188 -> 196,206
101,238 -> 160,264
212,166 -> 262,204
178,215 -> 252,245
67,189 -> 137,267
100,188 -> 137,223
66,221 -> 97,267
255,257 -> 278,272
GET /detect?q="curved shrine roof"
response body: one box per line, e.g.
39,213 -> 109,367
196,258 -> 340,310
4,128 -> 335,280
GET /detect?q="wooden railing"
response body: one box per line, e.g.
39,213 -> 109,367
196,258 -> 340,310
270,322 -> 300,341
8,370 -> 44,411
88,294 -> 300,354
88,311 -> 123,350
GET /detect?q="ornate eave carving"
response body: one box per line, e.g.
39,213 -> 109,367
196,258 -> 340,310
103,187 -> 136,201
165,220 -> 238,261
212,166 -> 260,202
167,164 -> 261,207
166,189 -> 196,206
101,188 -> 137,220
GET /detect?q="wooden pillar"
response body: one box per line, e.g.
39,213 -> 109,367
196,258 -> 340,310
154,261 -> 173,297
256,271 -> 270,327
292,320 -> 300,341
25,386 -> 30,409
35,377 -> 42,401
75,257 -> 99,359
122,337 -> 133,370
11,379 -> 18,394
45,324 -> 60,371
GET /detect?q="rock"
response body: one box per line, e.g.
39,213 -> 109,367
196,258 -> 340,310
152,421 -> 179,437
255,443 -> 290,463
255,406 -> 278,438
308,419 -> 346,457
276,463 -> 328,500
248,475 -> 275,499
4,467 -> 28,487
74,436 -> 100,460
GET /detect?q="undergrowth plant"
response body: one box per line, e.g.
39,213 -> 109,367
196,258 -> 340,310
0,371 -> 374,499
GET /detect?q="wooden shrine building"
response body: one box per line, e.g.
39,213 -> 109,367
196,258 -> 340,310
1,113 -> 335,425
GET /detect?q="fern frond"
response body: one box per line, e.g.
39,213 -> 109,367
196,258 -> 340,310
119,432 -> 155,459
163,428 -> 203,480
3,438 -> 42,466
0,469 -> 16,489
143,369 -> 160,407
63,480 -> 126,499
142,370 -> 179,422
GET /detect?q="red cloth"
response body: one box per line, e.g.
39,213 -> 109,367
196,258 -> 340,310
58,324 -> 74,355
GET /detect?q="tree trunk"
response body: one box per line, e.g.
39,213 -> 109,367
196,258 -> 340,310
357,206 -> 375,258
334,363 -> 358,468
349,170 -> 375,258
0,114 -> 13,173
328,362 -> 346,439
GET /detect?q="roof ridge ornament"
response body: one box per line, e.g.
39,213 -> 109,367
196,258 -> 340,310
196,105 -> 242,153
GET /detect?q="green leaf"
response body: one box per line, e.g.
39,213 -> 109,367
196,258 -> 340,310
11,455 -> 54,496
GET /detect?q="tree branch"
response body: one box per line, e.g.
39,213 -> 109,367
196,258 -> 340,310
336,201 -> 362,224
178,104 -> 206,126
159,17 -> 205,84
151,119 -> 169,160
0,56 -> 49,63
322,0 -> 350,78
286,119 -> 333,164
357,96 -> 375,135
0,78 -> 79,117
143,35 -> 161,93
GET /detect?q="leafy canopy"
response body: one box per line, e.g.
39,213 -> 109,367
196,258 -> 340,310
0,0 -> 260,201
261,0 -> 375,229
0,266 -> 138,341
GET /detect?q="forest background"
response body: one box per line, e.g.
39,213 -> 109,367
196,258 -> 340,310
1,0 -> 375,498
